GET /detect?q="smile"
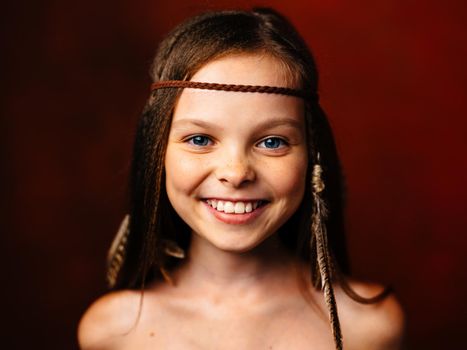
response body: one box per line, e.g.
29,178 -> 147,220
205,199 -> 265,214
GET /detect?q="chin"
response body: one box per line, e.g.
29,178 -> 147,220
202,230 -> 274,254
217,242 -> 259,254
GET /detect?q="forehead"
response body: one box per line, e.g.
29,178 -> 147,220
190,53 -> 299,88
172,53 -> 304,126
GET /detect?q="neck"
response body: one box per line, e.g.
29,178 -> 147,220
172,233 -> 298,297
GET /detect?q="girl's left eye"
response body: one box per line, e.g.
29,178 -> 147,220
257,137 -> 288,149
186,135 -> 212,146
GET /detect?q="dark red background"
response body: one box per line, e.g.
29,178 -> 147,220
2,0 -> 466,349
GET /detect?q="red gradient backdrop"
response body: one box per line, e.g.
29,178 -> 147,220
2,0 -> 466,349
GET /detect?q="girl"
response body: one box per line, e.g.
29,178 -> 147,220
78,8 -> 405,350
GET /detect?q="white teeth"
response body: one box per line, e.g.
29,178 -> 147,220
234,202 -> 245,213
223,201 -> 235,213
207,199 -> 263,214
217,201 -> 224,211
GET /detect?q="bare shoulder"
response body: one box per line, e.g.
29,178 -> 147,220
336,279 -> 406,350
78,289 -> 142,350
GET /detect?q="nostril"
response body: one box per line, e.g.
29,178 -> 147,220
215,163 -> 256,187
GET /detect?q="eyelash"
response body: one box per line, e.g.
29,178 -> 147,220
186,135 -> 213,147
257,137 -> 288,149
185,135 -> 289,149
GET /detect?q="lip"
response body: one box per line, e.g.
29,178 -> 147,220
203,197 -> 265,202
202,200 -> 268,225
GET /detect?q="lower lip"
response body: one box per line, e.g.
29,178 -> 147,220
203,201 -> 268,225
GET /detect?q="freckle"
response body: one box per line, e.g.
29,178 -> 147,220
149,332 -> 155,337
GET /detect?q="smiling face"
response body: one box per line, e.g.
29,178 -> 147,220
164,53 -> 308,253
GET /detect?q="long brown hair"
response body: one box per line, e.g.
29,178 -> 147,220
110,8 -> 389,349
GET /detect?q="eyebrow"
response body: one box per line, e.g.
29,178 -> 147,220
171,117 -> 303,131
171,119 -> 218,130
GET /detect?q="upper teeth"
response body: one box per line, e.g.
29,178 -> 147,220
206,199 -> 260,214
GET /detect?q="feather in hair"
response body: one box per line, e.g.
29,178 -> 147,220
312,163 -> 343,350
106,214 -> 130,288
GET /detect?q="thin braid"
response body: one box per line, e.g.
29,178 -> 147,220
143,96 -> 174,275
312,161 -> 343,350
129,89 -> 178,288
151,80 -> 307,98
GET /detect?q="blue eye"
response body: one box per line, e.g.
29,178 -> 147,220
258,137 -> 287,149
187,135 -> 211,146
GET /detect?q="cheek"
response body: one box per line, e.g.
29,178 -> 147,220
265,155 -> 308,199
164,146 -> 208,197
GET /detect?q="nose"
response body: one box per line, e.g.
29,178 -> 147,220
214,150 -> 256,188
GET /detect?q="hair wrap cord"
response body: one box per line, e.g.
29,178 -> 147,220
151,80 -> 307,98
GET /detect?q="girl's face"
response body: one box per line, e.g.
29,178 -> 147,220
165,53 -> 308,253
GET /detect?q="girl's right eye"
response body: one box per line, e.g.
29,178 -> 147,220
186,135 -> 212,147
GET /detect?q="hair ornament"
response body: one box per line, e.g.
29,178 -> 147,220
158,240 -> 185,286
312,163 -> 325,194
311,154 -> 343,349
160,239 -> 185,259
106,214 -> 130,288
151,80 -> 307,98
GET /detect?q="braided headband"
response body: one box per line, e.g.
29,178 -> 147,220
151,80 -> 307,98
